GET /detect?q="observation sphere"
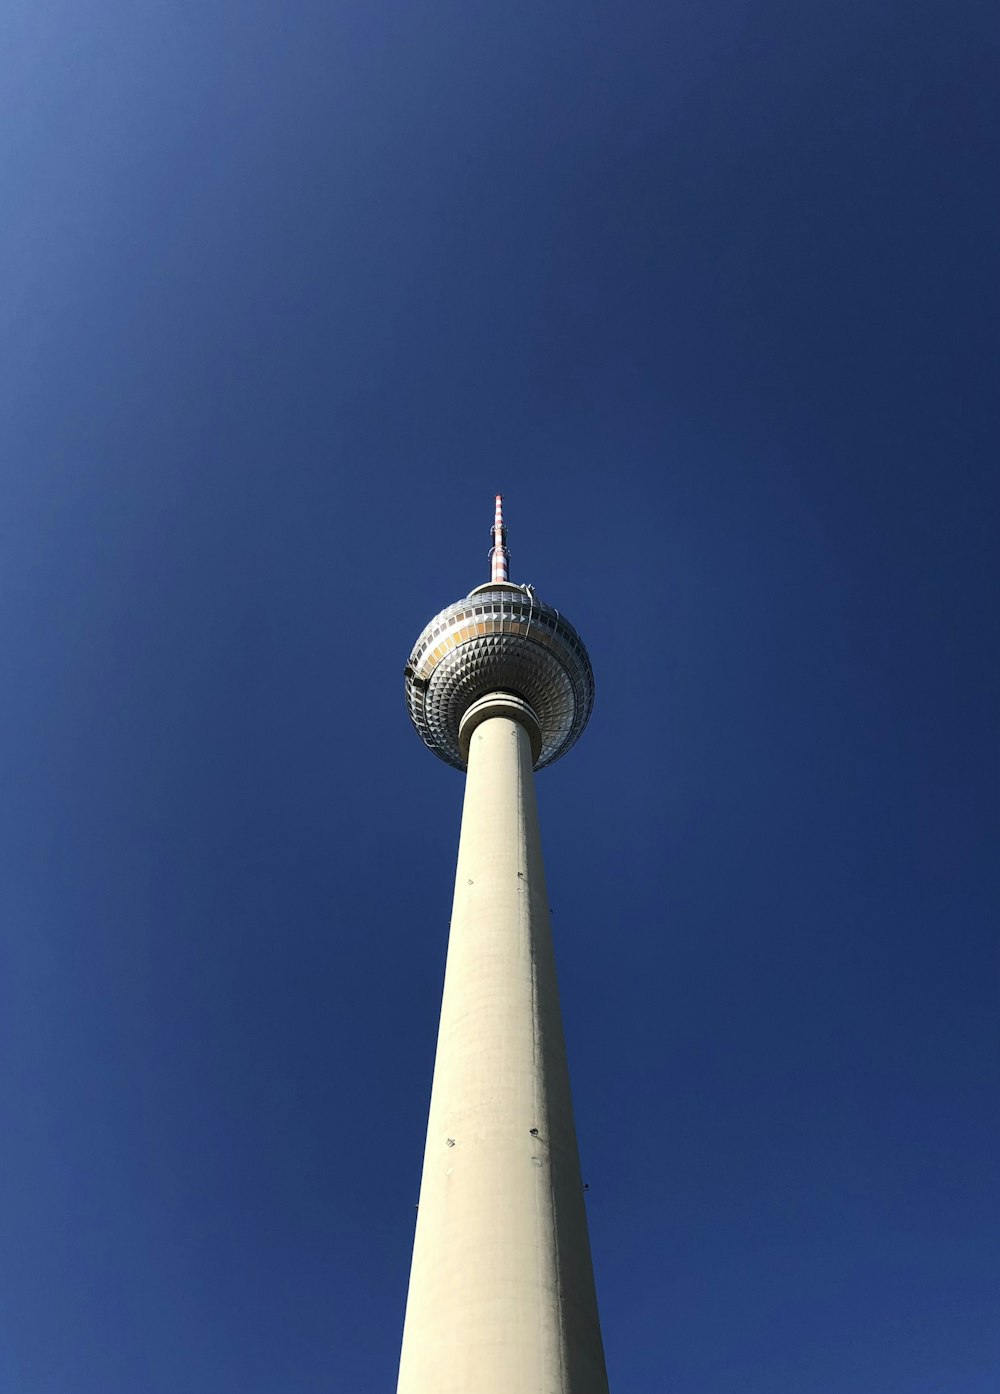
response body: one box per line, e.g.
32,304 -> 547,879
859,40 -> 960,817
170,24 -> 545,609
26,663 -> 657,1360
404,582 -> 595,771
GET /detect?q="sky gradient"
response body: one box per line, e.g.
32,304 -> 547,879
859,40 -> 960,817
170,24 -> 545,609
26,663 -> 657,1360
2,2 -> 998,1392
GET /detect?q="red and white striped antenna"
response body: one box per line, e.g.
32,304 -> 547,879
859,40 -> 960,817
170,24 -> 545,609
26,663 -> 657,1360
489,493 -> 510,583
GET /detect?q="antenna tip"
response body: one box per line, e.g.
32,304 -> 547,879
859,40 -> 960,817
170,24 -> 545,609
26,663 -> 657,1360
490,494 -> 509,582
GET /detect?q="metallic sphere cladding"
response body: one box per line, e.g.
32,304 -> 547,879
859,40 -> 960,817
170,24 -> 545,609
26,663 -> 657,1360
404,583 -> 595,771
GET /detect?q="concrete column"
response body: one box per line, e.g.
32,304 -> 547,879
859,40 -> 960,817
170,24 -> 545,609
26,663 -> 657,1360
397,696 -> 609,1394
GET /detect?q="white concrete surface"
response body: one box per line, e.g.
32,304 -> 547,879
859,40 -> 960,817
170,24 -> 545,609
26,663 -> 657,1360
396,702 -> 609,1394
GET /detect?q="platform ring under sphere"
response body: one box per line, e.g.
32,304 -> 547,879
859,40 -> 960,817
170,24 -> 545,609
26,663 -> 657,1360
404,583 -> 595,772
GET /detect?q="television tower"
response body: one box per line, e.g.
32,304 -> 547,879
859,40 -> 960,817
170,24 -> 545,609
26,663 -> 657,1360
398,497 -> 609,1393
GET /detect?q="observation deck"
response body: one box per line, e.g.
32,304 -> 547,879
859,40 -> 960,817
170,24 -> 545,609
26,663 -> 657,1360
404,579 -> 595,772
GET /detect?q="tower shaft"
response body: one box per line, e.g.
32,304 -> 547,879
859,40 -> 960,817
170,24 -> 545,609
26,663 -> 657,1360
397,702 -> 609,1394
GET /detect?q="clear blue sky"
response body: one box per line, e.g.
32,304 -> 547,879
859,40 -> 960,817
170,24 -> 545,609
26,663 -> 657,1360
2,3 -> 997,1391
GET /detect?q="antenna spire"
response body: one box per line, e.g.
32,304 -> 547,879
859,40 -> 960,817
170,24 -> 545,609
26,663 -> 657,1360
490,494 -> 509,583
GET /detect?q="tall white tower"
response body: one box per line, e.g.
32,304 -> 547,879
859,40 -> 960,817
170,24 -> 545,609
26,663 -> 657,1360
398,498 -> 609,1394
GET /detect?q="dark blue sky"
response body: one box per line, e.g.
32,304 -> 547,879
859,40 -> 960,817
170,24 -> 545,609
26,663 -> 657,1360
2,3 -> 997,1391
